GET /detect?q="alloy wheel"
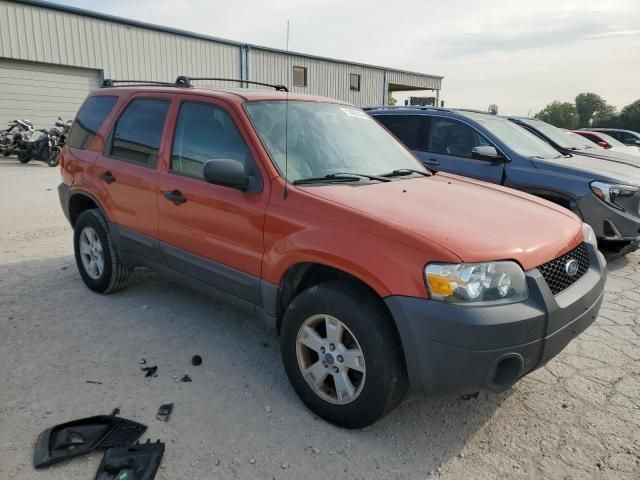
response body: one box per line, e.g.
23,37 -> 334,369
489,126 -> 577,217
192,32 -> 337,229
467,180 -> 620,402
295,314 -> 366,405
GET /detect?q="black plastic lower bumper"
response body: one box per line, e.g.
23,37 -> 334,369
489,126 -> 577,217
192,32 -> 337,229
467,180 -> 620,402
58,183 -> 71,225
385,243 -> 606,396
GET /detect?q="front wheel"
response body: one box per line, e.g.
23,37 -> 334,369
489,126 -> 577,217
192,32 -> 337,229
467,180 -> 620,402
280,280 -> 408,429
18,153 -> 30,164
47,148 -> 60,167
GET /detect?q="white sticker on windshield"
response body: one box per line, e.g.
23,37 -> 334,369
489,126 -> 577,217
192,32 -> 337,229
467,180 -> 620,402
340,107 -> 370,120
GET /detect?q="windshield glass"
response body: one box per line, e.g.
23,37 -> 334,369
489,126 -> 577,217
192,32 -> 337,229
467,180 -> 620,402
566,132 -> 597,149
478,118 -> 562,159
244,101 -> 426,182
594,132 -> 626,147
525,120 -> 591,150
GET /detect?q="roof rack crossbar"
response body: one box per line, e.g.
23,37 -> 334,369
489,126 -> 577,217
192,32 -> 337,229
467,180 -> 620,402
102,79 -> 175,87
176,76 -> 288,92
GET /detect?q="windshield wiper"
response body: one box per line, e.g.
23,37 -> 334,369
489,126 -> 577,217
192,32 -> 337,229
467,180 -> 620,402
292,172 -> 391,185
380,169 -> 431,178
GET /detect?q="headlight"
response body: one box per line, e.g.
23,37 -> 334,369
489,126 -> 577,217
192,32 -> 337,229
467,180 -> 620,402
425,261 -> 528,305
582,222 -> 597,246
590,181 -> 639,211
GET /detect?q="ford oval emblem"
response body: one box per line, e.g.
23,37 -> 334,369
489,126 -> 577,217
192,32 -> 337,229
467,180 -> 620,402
565,259 -> 579,276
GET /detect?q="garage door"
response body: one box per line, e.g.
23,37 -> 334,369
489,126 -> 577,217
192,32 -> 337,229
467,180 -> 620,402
0,59 -> 100,129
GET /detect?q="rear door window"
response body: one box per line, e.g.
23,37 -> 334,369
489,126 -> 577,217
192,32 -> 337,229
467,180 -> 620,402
108,98 -> 170,166
171,101 -> 256,179
427,118 -> 489,158
68,96 -> 118,150
375,115 -> 424,150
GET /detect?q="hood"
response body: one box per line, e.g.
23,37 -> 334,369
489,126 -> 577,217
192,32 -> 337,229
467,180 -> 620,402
532,153 -> 640,186
300,173 -> 582,271
610,146 -> 640,157
574,147 -> 640,166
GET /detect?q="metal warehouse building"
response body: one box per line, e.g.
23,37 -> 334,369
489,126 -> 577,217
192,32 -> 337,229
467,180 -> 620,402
0,0 -> 442,126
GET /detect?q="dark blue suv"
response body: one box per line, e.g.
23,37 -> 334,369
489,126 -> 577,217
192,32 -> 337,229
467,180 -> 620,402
366,107 -> 640,254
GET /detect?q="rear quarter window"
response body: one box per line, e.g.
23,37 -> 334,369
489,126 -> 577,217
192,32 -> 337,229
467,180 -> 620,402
68,96 -> 118,150
107,98 -> 170,166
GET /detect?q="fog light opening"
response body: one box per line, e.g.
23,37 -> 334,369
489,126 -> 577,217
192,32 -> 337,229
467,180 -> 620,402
488,354 -> 524,390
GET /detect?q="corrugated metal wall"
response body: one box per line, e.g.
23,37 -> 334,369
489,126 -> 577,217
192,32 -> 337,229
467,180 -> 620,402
0,0 -> 241,87
386,70 -> 441,91
248,49 -> 386,107
0,0 -> 442,106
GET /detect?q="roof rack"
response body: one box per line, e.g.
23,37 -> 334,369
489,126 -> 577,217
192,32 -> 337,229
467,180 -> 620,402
363,105 -> 491,115
101,77 -> 289,92
175,76 -> 288,91
101,79 -> 176,87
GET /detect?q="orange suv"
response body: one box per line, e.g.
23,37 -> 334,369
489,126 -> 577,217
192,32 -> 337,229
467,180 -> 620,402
58,77 -> 606,428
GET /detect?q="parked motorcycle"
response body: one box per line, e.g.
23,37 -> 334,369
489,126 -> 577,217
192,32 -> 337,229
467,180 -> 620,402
47,117 -> 72,166
1,117 -> 70,167
0,119 -> 34,157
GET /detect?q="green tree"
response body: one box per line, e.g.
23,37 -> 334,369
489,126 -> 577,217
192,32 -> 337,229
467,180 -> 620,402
488,104 -> 499,115
575,92 -> 616,127
617,99 -> 640,132
387,92 -> 397,106
534,101 -> 579,129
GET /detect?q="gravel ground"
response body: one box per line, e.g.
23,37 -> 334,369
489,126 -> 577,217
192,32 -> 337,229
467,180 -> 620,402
0,158 -> 639,480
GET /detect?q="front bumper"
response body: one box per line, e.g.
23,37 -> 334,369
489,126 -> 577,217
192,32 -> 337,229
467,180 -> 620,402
385,243 -> 606,396
577,193 -> 640,243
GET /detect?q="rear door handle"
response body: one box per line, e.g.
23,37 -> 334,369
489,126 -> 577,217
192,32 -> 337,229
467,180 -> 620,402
423,159 -> 440,166
100,171 -> 116,184
163,190 -> 187,205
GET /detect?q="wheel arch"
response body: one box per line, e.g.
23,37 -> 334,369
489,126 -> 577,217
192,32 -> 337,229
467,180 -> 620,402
68,190 -> 109,227
273,263 -> 406,364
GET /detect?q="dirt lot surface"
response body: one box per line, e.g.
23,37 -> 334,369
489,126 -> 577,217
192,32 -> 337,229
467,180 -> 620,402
0,159 -> 639,480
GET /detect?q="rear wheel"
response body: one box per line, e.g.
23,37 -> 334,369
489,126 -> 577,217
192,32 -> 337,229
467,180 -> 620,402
18,154 -> 30,164
73,209 -> 132,293
280,280 -> 407,428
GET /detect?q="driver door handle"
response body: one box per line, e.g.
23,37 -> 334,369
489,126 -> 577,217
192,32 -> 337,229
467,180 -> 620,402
163,190 -> 187,205
423,159 -> 440,166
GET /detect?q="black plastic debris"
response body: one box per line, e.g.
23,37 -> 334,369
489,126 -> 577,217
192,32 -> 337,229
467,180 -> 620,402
86,380 -> 103,385
179,374 -> 192,383
191,355 -> 202,366
156,404 -> 173,422
141,366 -> 157,378
96,440 -> 165,480
140,358 -> 147,365
33,409 -> 146,468
460,392 -> 479,401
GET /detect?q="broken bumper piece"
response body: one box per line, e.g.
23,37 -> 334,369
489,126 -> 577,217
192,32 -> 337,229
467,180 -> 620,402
33,409 -> 147,468
96,440 -> 165,480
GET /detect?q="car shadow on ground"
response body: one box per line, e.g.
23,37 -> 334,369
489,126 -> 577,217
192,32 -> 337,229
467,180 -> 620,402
1,254 -> 508,477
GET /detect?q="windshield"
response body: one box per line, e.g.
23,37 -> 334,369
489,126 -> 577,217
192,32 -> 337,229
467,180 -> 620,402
244,101 -> 426,182
524,120 -> 592,150
566,132 -> 597,149
478,118 -> 561,159
594,132 -> 626,147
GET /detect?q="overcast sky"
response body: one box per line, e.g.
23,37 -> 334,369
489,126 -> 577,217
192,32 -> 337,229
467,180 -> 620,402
58,0 -> 640,115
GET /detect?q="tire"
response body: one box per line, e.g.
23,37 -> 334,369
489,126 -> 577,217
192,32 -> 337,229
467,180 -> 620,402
47,148 -> 60,167
18,154 -> 30,164
73,209 -> 132,294
280,280 -> 408,429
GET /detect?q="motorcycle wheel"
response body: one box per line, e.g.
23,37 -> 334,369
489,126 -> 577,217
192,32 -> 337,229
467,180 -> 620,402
47,149 -> 60,167
18,154 -> 30,164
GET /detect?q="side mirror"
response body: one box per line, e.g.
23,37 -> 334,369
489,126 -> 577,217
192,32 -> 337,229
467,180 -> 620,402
471,145 -> 503,161
203,159 -> 249,191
